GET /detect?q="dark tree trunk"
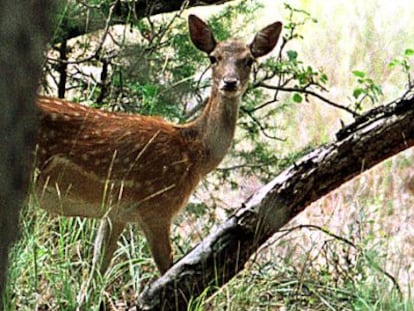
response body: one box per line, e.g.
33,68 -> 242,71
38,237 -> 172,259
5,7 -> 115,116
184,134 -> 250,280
0,0 -> 53,302
134,95 -> 414,310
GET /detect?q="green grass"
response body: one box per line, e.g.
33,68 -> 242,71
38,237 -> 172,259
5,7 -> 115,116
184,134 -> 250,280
4,202 -> 156,310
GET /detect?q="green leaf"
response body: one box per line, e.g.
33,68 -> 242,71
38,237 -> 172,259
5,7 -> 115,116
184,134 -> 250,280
353,88 -> 364,99
352,70 -> 366,78
320,73 -> 328,84
292,93 -> 303,103
287,50 -> 298,61
405,48 -> 414,56
388,59 -> 398,68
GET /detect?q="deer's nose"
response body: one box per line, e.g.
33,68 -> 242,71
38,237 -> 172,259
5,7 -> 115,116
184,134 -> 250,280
221,76 -> 239,91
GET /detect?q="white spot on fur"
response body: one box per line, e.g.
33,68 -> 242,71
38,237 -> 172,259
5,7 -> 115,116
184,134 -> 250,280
88,150 -> 100,155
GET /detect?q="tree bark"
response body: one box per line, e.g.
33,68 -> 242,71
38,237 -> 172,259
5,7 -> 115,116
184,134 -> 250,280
0,0 -> 53,302
134,94 -> 414,310
55,0 -> 237,43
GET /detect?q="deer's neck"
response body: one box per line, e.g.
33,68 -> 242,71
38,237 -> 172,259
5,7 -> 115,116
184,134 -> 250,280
185,87 -> 241,175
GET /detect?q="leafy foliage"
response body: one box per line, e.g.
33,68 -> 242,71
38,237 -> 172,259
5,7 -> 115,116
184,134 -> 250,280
351,70 -> 383,111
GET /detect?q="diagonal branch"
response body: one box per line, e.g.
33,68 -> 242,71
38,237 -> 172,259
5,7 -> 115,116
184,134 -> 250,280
134,93 -> 414,311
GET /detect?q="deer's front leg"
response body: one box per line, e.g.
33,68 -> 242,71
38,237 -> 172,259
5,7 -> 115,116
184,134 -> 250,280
140,218 -> 173,275
93,217 -> 125,275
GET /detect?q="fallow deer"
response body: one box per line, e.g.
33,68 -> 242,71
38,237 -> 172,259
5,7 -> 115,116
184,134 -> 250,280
35,15 -> 282,275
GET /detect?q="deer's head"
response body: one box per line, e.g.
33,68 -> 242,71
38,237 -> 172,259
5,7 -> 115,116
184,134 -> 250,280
189,14 -> 282,98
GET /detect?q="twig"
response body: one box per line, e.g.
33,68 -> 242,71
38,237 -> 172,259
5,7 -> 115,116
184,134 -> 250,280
240,107 -> 284,140
48,1 -> 118,66
258,82 -> 360,117
217,161 -> 277,172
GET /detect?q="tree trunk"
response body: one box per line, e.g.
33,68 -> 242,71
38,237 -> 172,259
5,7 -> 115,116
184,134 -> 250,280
0,0 -> 53,302
134,94 -> 414,310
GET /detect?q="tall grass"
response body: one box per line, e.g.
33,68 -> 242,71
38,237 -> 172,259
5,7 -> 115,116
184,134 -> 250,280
4,0 -> 414,310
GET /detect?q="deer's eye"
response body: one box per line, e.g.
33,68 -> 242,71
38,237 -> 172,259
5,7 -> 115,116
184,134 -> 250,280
245,57 -> 254,67
209,55 -> 218,64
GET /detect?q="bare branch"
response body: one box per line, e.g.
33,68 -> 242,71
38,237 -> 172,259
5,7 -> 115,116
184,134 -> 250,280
240,106 -> 284,141
257,82 -> 360,117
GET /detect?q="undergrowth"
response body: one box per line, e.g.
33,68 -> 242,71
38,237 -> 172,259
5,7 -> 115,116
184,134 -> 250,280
4,154 -> 414,310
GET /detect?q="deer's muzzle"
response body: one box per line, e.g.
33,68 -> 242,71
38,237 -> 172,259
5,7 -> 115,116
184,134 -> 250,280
221,76 -> 239,91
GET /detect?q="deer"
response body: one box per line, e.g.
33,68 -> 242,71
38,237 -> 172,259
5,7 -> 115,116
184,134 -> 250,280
34,15 -> 282,275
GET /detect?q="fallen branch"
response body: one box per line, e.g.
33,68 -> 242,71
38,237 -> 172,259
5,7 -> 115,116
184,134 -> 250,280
134,93 -> 414,310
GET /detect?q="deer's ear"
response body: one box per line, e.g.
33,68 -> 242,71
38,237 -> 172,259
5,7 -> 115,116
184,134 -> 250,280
188,14 -> 217,54
249,21 -> 282,58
